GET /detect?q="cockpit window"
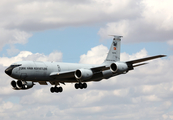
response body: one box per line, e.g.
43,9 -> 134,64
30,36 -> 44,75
6,64 -> 22,71
5,64 -> 22,76
10,64 -> 22,68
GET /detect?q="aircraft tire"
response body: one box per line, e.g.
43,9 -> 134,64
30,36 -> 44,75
79,83 -> 83,89
75,83 -> 79,89
55,87 -> 59,93
50,87 -> 55,93
59,87 -> 63,92
83,83 -> 87,89
75,83 -> 87,89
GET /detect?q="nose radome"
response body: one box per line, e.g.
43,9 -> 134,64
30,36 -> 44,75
5,68 -> 12,76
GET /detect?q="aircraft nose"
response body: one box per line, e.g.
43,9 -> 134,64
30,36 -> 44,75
5,67 -> 12,76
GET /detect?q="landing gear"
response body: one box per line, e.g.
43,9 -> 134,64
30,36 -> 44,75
75,82 -> 87,89
50,86 -> 63,93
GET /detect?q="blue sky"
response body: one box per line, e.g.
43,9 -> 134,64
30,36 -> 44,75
1,26 -> 170,63
0,0 -> 173,120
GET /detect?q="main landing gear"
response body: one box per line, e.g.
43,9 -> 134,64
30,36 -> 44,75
75,82 -> 87,89
50,82 -> 88,93
50,86 -> 63,93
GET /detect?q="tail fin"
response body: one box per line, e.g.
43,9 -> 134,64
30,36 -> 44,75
103,36 -> 122,64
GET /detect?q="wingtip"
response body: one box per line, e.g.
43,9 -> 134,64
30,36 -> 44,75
160,55 -> 167,57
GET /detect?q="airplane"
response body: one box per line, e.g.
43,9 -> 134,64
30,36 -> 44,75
5,36 -> 166,93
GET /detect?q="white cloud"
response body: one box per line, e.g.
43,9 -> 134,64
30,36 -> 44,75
142,0 -> 173,31
0,0 -> 140,51
77,45 -> 172,119
1,0 -> 139,31
6,45 -> 20,56
0,0 -> 173,119
0,46 -> 172,120
79,45 -> 108,64
98,21 -> 130,41
121,48 -> 148,61
0,51 -> 62,67
0,29 -> 32,50
113,88 -> 129,97
167,40 -> 173,46
98,0 -> 173,43
0,0 -> 173,50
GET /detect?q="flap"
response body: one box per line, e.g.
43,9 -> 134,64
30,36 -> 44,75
91,65 -> 109,72
38,81 -> 48,85
50,70 -> 75,79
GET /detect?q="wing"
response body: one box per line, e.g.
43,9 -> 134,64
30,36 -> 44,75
50,65 -> 109,79
50,70 -> 75,79
126,55 -> 166,69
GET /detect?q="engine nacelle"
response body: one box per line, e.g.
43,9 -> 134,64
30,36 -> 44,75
110,62 -> 128,73
24,81 -> 35,89
11,80 -> 34,90
102,70 -> 113,79
74,69 -> 93,81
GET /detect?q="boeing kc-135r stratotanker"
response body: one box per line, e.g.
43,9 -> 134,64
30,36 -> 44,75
5,36 -> 166,93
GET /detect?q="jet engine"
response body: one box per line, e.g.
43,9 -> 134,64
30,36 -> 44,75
110,62 -> 128,73
11,80 -> 34,90
74,69 -> 93,81
102,70 -> 113,79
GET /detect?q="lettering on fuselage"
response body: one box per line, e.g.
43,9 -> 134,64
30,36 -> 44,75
34,67 -> 47,70
19,67 -> 26,70
19,67 -> 47,70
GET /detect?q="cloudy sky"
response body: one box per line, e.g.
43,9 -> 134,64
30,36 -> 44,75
0,0 -> 173,119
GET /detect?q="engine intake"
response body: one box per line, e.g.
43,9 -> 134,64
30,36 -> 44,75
11,80 -> 17,88
110,62 -> 128,73
74,69 -> 93,81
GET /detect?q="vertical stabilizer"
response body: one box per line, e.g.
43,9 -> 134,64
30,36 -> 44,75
103,36 -> 122,64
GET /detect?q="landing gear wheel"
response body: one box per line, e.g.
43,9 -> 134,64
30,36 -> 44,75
83,83 -> 87,89
75,83 -> 87,89
79,83 -> 83,89
75,83 -> 79,89
59,87 -> 63,92
50,87 -> 55,93
55,87 -> 59,93
50,86 -> 63,93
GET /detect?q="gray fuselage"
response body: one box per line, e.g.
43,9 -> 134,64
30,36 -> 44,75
9,61 -> 105,83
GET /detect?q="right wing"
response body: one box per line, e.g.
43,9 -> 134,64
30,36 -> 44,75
49,65 -> 109,79
126,55 -> 166,69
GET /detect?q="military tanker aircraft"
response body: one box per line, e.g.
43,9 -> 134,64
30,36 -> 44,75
5,36 -> 166,93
